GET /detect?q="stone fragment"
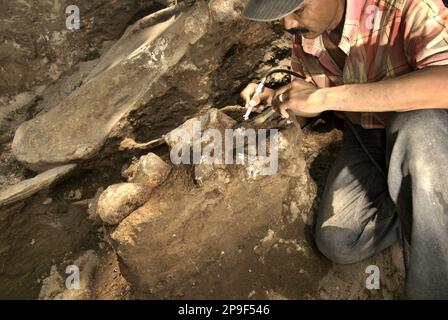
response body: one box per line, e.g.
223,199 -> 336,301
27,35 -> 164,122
164,108 -> 237,150
97,153 -> 171,225
0,164 -> 77,207
131,153 -> 171,186
38,250 -> 99,300
97,183 -> 149,225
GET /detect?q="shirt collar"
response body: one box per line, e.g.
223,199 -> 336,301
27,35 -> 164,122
301,0 -> 367,56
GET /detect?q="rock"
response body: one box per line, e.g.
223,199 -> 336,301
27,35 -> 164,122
97,153 -> 171,225
278,126 -> 306,178
38,250 -> 99,300
111,165 -> 307,297
97,183 -> 149,225
194,163 -> 230,188
165,108 -> 237,150
278,126 -> 303,161
0,90 -> 42,143
131,153 -> 171,186
209,0 -> 240,22
37,266 -> 65,300
110,124 -> 315,297
0,164 -> 77,207
11,0 -> 275,172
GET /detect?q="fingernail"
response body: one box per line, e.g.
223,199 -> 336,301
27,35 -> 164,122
249,99 -> 257,107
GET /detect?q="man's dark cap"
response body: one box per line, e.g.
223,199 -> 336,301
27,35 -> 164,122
242,0 -> 304,21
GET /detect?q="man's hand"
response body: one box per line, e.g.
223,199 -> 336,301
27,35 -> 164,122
240,83 -> 275,113
272,78 -> 323,118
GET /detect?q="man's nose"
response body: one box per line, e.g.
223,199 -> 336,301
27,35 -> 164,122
284,14 -> 301,30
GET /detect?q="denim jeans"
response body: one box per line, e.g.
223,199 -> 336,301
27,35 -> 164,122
315,109 -> 448,299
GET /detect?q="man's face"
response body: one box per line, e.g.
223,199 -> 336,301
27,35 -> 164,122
284,0 -> 341,39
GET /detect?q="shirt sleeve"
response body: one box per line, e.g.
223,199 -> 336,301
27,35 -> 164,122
403,0 -> 448,69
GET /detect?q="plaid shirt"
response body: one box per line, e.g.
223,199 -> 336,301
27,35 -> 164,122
291,0 -> 448,128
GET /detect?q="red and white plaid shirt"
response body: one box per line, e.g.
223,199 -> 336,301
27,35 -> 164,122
291,0 -> 448,128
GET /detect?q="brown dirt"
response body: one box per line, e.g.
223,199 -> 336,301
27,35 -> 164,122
0,2 -> 405,300
92,250 -> 132,300
0,112 -> 405,300
88,117 -> 404,300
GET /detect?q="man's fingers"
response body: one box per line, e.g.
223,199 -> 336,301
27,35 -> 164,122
250,91 -> 273,107
275,95 -> 291,118
253,105 -> 268,113
272,89 -> 292,117
249,94 -> 261,107
240,83 -> 258,108
279,104 -> 291,119
275,92 -> 302,119
242,93 -> 254,108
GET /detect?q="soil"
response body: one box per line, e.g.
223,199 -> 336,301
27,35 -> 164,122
87,118 -> 405,300
92,250 -> 133,300
0,110 -> 405,300
0,1 -> 405,300
87,115 -> 402,300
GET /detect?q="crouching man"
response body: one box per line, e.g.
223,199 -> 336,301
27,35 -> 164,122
240,0 -> 448,299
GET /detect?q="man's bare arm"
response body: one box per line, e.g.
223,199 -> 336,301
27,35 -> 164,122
321,65 -> 448,113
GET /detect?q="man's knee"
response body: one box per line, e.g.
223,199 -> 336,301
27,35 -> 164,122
387,109 -> 448,194
315,184 -> 377,265
388,109 -> 448,145
315,226 -> 365,265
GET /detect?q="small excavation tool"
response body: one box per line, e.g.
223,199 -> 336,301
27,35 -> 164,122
243,81 -> 266,121
243,69 -> 306,131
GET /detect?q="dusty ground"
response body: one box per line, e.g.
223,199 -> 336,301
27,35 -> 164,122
0,0 -> 406,300
86,118 -> 405,300
0,112 -> 405,300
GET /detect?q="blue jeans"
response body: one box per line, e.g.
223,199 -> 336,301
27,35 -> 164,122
315,110 -> 448,299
